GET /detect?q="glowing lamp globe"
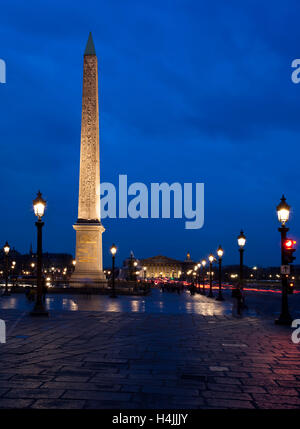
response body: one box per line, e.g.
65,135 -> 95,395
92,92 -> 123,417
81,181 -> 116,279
277,195 -> 290,225
237,230 -> 246,248
3,241 -> 10,255
110,244 -> 117,256
33,191 -> 46,219
217,245 -> 224,258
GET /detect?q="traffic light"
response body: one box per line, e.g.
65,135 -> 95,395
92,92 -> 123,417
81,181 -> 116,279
283,239 -> 296,264
288,280 -> 294,294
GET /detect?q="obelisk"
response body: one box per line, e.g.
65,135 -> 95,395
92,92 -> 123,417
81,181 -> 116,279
71,33 -> 107,287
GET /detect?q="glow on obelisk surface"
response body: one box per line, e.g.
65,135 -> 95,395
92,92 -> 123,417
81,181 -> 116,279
71,33 -> 107,287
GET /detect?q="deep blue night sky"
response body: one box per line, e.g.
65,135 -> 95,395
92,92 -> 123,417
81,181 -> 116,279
1,0 -> 300,267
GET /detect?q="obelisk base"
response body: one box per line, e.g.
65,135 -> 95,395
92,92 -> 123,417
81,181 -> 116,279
70,222 -> 107,288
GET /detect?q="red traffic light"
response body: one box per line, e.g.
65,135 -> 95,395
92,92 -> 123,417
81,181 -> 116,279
284,239 -> 296,249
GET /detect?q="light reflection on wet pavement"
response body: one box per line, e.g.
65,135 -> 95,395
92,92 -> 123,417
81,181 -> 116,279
0,288 -> 236,315
0,287 -> 297,317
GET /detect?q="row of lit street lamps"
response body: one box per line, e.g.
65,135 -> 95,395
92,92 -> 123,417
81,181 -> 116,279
183,194 -> 296,326
0,194 -> 296,324
191,231 -> 246,301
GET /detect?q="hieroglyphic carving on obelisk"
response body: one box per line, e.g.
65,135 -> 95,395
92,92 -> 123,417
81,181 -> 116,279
71,33 -> 107,287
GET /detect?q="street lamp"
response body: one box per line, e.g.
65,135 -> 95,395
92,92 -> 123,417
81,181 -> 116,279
216,245 -> 224,301
110,244 -> 117,298
237,230 -> 246,289
2,241 -> 10,296
275,195 -> 292,325
208,254 -> 214,297
197,262 -> 201,289
201,259 -> 206,294
277,195 -> 290,225
72,259 -> 76,275
252,266 -> 258,282
193,265 -> 198,291
143,266 -> 147,280
11,261 -> 17,287
3,242 -> 10,255
30,191 -> 48,316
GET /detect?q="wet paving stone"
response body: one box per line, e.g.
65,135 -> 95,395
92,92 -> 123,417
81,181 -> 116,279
0,291 -> 300,409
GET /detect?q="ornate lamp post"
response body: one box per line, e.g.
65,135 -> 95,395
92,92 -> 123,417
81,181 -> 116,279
197,263 -> 201,290
110,244 -> 117,298
133,260 -> 138,282
275,195 -> 292,325
192,265 -> 198,292
11,261 -> 17,287
216,245 -> 224,301
143,266 -> 147,280
30,262 -> 35,275
237,230 -> 246,289
253,266 -> 258,282
201,259 -> 206,294
208,254 -> 214,297
30,191 -> 48,316
3,241 -> 10,296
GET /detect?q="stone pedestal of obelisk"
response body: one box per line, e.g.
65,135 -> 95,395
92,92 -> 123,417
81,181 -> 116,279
71,33 -> 107,287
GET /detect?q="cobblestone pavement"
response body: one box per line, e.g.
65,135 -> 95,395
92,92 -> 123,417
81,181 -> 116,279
0,308 -> 300,409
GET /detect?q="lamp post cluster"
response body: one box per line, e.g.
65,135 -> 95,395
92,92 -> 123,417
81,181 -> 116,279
1,190 -> 122,313
195,246 -> 224,300
190,195 -> 295,325
2,191 -> 48,315
192,232 -> 248,301
2,191 -> 48,311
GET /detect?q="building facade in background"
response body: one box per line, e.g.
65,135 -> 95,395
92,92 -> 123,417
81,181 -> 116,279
139,253 -> 195,278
